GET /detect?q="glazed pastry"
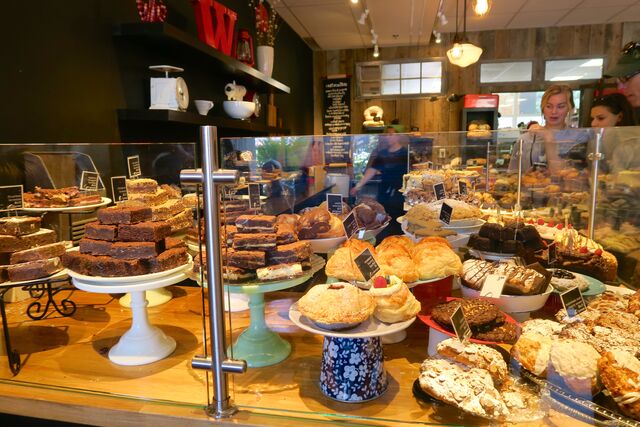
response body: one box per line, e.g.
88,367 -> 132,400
376,235 -> 414,253
376,243 -> 419,283
549,339 -> 601,397
436,338 -> 509,384
297,283 -> 375,330
410,240 -> 462,280
325,243 -> 379,282
510,333 -> 552,378
598,350 -> 640,421
368,276 -> 420,323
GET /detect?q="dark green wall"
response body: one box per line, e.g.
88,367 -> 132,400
1,0 -> 313,143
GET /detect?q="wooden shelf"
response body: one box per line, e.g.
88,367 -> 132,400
117,109 -> 289,134
113,22 -> 290,94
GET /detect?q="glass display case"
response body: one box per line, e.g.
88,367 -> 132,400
1,127 -> 639,426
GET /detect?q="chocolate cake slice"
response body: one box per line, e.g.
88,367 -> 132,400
97,205 -> 152,225
10,241 -> 68,264
268,241 -> 312,264
232,233 -> 277,250
118,221 -> 172,242
228,250 -> 266,269
84,221 -> 118,241
235,215 -> 277,233
0,216 -> 41,236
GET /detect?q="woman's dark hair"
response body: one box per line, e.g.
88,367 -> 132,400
591,93 -> 636,126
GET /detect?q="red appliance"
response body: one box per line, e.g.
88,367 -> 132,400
234,29 -> 254,67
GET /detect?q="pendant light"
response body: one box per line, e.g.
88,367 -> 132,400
447,0 -> 482,68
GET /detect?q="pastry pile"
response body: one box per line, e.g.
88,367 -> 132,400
0,216 -> 66,283
418,338 -> 543,422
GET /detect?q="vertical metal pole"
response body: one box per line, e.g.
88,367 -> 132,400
200,126 -> 237,418
515,138 -> 523,212
587,129 -> 603,240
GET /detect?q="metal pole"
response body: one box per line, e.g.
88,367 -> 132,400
515,138 -> 523,212
587,128 -> 604,240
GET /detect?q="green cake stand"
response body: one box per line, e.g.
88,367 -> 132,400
225,254 -> 324,368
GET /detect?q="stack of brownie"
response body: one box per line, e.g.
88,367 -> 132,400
194,214 -> 312,283
123,178 -> 193,234
63,204 -> 188,277
468,222 -> 545,255
0,216 -> 68,282
220,198 -> 251,225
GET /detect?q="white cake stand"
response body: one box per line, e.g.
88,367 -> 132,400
67,261 -> 192,366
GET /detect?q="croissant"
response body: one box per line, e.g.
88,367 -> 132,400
377,243 -> 419,283
411,242 -> 462,280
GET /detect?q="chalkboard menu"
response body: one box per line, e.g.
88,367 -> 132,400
322,76 -> 351,136
323,136 -> 352,165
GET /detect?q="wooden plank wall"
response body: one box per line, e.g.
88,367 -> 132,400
313,22 -> 640,135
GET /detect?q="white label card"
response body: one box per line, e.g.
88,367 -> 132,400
480,274 -> 507,298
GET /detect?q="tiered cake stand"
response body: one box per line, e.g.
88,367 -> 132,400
289,303 -> 415,402
225,254 -> 324,368
67,258 -> 192,366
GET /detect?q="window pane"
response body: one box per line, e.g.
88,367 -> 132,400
381,64 -> 400,79
480,61 -> 532,83
382,79 -> 400,95
422,62 -> 441,78
545,58 -> 603,81
361,81 -> 381,97
421,78 -> 441,93
401,63 -> 420,79
360,65 -> 380,81
401,78 -> 420,94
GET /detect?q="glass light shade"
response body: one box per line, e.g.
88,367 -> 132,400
473,0 -> 491,16
447,42 -> 483,67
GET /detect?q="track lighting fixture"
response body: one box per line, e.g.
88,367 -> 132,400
358,8 -> 369,25
373,44 -> 379,58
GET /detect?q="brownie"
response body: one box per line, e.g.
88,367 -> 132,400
478,223 -> 502,241
110,241 -> 165,260
7,257 -> 62,282
118,221 -> 172,242
275,223 -> 297,245
0,216 -> 41,236
520,225 -> 542,242
235,215 -> 277,233
128,188 -> 168,206
468,234 -> 494,252
159,184 -> 182,199
150,198 -> 185,221
500,239 -> 524,254
233,233 -> 277,250
166,208 -> 192,233
144,247 -> 188,273
473,321 -> 518,344
97,205 -> 152,225
500,225 -> 521,242
228,250 -> 266,269
125,178 -> 158,194
79,238 -> 114,256
164,236 -> 186,250
63,251 -> 147,277
431,299 -> 501,328
0,252 -> 10,264
268,241 -> 312,264
84,221 -> 118,241
0,228 -> 57,252
10,241 -> 68,264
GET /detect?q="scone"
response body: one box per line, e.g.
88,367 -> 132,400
297,283 -> 375,330
376,235 -> 414,252
436,338 -> 508,384
549,339 -> 601,397
411,241 -> 462,280
369,276 -> 420,323
418,358 -> 509,420
510,333 -> 552,377
376,243 -> 419,283
598,350 -> 640,421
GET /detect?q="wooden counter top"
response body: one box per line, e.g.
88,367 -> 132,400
0,286 -> 589,426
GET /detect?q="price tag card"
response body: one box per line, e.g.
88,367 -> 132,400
439,201 -> 453,225
548,242 -> 557,264
354,248 -> 380,282
111,176 -> 128,202
0,185 -> 23,212
450,305 -> 472,342
342,210 -> 360,239
458,180 -> 468,195
326,193 -> 343,215
427,161 -> 433,170
127,155 -> 142,178
80,171 -> 99,191
480,274 -> 507,298
433,182 -> 446,200
248,183 -> 261,210
560,286 -> 586,318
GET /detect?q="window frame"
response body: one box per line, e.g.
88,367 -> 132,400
543,56 -> 606,82
355,58 -> 446,100
478,59 -> 534,85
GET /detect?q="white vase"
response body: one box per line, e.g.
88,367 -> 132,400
256,45 -> 274,77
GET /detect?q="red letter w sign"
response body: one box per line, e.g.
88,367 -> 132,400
192,0 -> 237,56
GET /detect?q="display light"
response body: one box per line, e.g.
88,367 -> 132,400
446,0 -> 482,68
373,44 -> 379,58
473,0 -> 491,16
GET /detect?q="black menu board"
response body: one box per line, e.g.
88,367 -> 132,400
323,136 -> 352,165
322,76 -> 351,136
0,185 -> 23,211
343,211 -> 360,239
439,202 -> 453,224
80,171 -> 99,191
451,306 -> 472,342
560,286 -> 586,318
248,183 -> 261,210
354,248 -> 380,282
326,193 -> 343,215
127,155 -> 142,178
111,176 -> 128,202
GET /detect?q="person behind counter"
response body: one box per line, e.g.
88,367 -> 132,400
351,126 -> 408,234
590,93 -> 640,174
508,84 -> 590,172
604,41 -> 640,118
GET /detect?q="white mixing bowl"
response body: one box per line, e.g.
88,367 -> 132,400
223,100 -> 255,119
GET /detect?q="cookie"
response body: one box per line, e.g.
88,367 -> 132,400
431,299 -> 500,328
473,321 -> 518,344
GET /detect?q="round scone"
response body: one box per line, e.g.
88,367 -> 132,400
598,349 -> 640,421
297,283 -> 375,330
369,276 -> 420,323
549,339 -> 601,397
510,333 -> 552,378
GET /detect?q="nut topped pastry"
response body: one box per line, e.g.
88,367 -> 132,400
297,283 -> 375,330
598,350 -> 640,421
436,338 -> 508,384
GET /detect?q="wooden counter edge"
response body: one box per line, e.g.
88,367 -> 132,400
0,382 -> 422,427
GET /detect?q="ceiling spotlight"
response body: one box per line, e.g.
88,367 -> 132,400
373,44 -> 380,58
473,0 -> 491,16
351,0 -> 358,4
437,11 -> 448,26
358,8 -> 369,25
433,31 -> 442,44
